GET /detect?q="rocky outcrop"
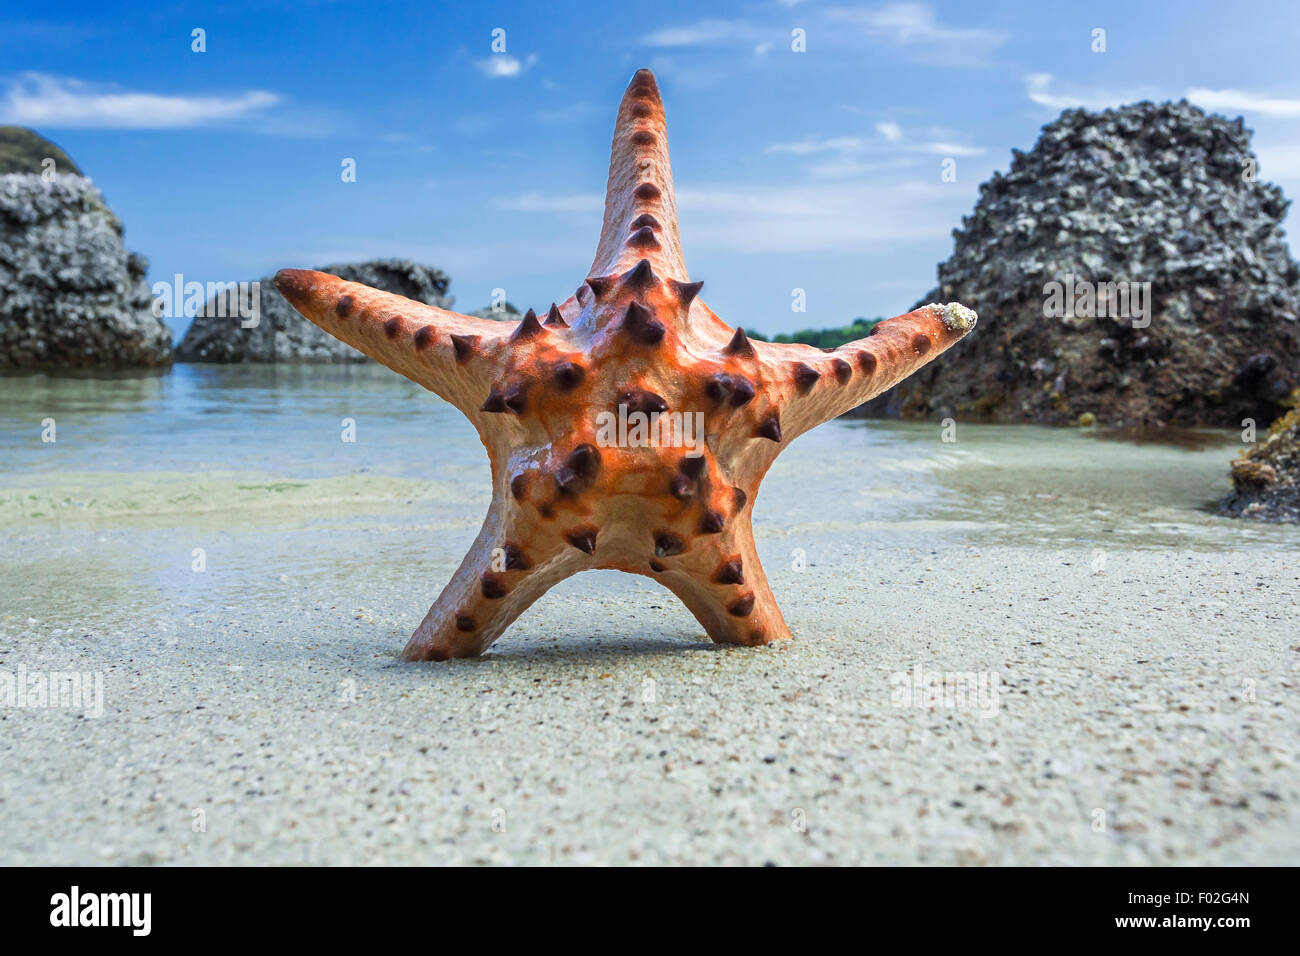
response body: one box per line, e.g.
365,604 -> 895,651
468,302 -> 520,321
857,101 -> 1300,427
0,167 -> 172,370
176,259 -> 454,362
1220,408 -> 1300,522
0,126 -> 81,176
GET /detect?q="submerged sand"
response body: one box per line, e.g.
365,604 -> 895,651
0,367 -> 1296,864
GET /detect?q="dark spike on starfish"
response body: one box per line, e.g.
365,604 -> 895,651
699,510 -> 725,534
831,357 -> 852,384
793,362 -> 821,394
724,327 -> 755,358
679,454 -> 706,478
627,226 -> 660,249
671,279 -> 704,308
586,275 -> 614,298
450,334 -> 477,365
728,593 -> 756,617
501,544 -> 531,571
511,308 -> 544,341
503,383 -> 528,414
621,301 -> 666,345
705,373 -> 732,405
623,258 -> 658,291
544,303 -> 567,327
654,532 -> 685,557
564,528 -> 598,555
620,388 -> 668,415
481,389 -> 507,413
568,443 -> 601,478
713,558 -> 744,585
553,360 -> 585,391
481,574 -> 508,599
274,70 -> 978,662
757,413 -> 782,443
729,377 -> 755,407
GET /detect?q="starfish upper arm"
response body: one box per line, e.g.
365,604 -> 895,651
757,302 -> 978,441
273,268 -> 507,419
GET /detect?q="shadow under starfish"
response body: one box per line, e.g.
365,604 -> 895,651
275,69 -> 977,661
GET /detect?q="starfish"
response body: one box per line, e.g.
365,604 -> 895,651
274,69 -> 977,661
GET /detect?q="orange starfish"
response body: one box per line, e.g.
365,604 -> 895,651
275,69 -> 976,660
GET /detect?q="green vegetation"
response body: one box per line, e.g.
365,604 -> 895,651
0,126 -> 82,176
747,316 -> 881,349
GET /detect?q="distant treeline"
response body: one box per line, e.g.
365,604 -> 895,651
747,317 -> 881,349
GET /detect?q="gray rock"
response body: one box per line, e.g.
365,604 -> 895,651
1220,408 -> 1300,522
856,101 -> 1300,427
0,172 -> 172,369
175,259 -> 454,362
468,302 -> 521,321
0,126 -> 81,177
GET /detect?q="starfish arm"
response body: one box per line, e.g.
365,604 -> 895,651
757,302 -> 979,441
589,70 -> 689,282
274,268 -> 505,419
400,508 -> 581,661
650,516 -> 791,647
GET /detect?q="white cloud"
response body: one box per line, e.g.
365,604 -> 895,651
1028,74 -> 1300,121
1185,88 -> 1300,118
1024,73 -> 1139,111
495,192 -> 603,213
643,19 -> 755,47
677,180 -> 962,252
475,53 -> 538,78
767,128 -> 982,160
497,179 -> 970,254
832,2 -> 1007,65
766,136 -> 867,156
0,72 -> 279,128
914,141 -> 985,156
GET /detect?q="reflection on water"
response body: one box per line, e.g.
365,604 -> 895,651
0,364 -> 1294,625
0,363 -> 482,479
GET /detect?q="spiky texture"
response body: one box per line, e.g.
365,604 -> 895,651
275,69 -> 977,660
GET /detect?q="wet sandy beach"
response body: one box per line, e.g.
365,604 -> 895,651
1,365 -> 1296,864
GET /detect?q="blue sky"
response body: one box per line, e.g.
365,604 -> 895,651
4,0 -> 1300,340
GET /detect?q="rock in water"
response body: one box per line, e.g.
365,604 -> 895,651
1220,408 -> 1300,522
861,101 -> 1300,426
467,302 -> 521,321
0,126 -> 82,176
175,259 -> 453,361
0,164 -> 172,370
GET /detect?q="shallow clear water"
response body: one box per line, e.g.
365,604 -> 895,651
0,364 -> 1294,627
